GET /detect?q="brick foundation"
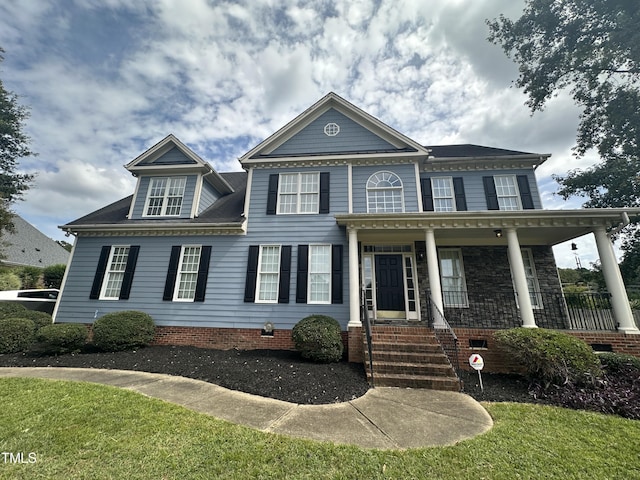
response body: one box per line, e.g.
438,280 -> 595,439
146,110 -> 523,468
454,328 -> 640,374
348,326 -> 363,362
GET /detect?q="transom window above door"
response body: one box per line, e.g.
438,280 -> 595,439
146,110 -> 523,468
366,171 -> 404,213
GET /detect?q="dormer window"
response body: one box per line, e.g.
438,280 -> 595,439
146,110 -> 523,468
144,176 -> 187,217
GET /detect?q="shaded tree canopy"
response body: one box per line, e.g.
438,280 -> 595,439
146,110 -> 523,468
488,0 -> 640,284
0,47 -> 35,235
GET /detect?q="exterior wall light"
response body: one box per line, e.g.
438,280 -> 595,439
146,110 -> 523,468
494,229 -> 503,238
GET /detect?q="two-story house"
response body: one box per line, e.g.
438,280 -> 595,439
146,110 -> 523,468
54,93 -> 640,384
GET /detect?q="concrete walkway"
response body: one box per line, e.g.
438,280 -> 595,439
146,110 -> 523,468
0,367 -> 493,450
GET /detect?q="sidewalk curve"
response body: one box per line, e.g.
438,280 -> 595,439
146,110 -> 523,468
0,367 -> 493,449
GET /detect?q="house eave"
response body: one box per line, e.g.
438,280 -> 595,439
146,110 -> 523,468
241,151 -> 428,169
60,221 -> 247,237
422,154 -> 551,172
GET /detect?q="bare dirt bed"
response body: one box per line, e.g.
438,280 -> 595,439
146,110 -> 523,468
0,345 -> 538,405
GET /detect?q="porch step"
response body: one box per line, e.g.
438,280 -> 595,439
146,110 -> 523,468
364,325 -> 461,391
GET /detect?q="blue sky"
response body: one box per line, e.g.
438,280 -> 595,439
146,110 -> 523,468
0,0 -> 610,268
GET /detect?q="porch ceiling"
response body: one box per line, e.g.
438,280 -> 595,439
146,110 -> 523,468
335,208 -> 640,247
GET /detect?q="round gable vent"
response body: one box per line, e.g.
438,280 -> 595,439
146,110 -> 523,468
324,122 -> 340,136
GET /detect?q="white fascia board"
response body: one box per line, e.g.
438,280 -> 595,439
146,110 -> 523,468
422,154 -> 551,172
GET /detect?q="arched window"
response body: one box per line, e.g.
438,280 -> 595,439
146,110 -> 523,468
366,171 -> 404,213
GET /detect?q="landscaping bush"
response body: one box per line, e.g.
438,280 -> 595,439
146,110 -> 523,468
21,310 -> 53,330
598,352 -> 640,374
34,323 -> 88,354
92,311 -> 155,352
0,317 -> 35,353
291,315 -> 343,363
0,302 -> 28,319
0,272 -> 21,291
43,264 -> 66,289
494,328 -> 602,388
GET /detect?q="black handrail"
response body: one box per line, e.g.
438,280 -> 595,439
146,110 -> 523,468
428,295 -> 461,383
361,289 -> 375,387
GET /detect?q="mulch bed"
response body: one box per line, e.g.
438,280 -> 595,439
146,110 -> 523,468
0,345 -> 539,405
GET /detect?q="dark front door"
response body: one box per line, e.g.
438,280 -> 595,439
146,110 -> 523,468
375,254 -> 405,311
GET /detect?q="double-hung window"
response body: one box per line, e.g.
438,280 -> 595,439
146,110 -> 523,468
494,175 -> 521,211
366,171 -> 404,213
308,244 -> 331,304
174,246 -> 202,301
144,176 -> 187,216
431,177 -> 455,212
439,248 -> 468,307
278,172 -> 319,214
257,245 -> 282,302
521,248 -> 542,308
100,246 -> 130,299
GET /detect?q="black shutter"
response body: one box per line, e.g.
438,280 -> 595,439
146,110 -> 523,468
119,245 -> 140,300
194,246 -> 211,302
244,246 -> 259,302
163,246 -> 181,301
483,176 -> 499,210
453,177 -> 467,211
517,175 -> 535,209
278,245 -> 291,304
266,174 -> 279,215
319,172 -> 330,213
421,178 -> 434,211
89,246 -> 111,299
296,245 -> 309,303
331,244 -> 343,304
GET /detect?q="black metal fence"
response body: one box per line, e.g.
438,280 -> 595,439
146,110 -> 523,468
425,290 -> 616,331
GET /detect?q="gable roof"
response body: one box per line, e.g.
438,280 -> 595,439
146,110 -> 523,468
239,92 -> 430,165
60,172 -> 247,235
126,134 -> 234,195
2,215 -> 70,267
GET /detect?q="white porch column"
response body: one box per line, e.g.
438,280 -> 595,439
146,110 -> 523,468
506,228 -> 537,328
425,228 -> 445,326
347,227 -> 361,328
594,227 -> 639,334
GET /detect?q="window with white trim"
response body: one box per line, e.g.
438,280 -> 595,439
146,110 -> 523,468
522,248 -> 542,308
278,172 -> 319,214
174,246 -> 201,301
494,175 -> 521,211
257,245 -> 281,302
439,248 -> 468,307
308,244 -> 331,304
431,177 -> 455,212
144,176 -> 187,216
366,171 -> 404,213
100,246 -> 130,299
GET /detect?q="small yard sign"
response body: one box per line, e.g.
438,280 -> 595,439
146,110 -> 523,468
468,354 -> 485,391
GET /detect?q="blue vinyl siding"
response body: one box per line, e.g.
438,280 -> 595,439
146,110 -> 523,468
422,169 -> 542,211
198,180 -> 221,214
130,175 -> 198,219
138,146 -> 197,165
352,164 -> 419,213
270,108 -> 396,156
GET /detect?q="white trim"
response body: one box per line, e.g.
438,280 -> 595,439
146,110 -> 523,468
347,163 -> 353,214
520,248 -> 543,309
243,167 -> 253,218
191,173 -> 204,218
127,178 -> 141,219
366,171 -> 405,213
52,238 -> 76,323
256,244 -> 281,304
172,245 -> 202,302
142,176 -> 188,217
276,172 -> 320,215
431,176 -> 456,212
438,248 -> 469,307
99,245 -> 131,300
494,175 -> 522,211
307,244 -> 331,305
414,163 -> 423,213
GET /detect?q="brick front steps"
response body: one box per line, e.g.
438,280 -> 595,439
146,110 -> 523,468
364,325 -> 461,391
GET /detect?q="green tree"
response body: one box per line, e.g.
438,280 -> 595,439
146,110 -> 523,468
487,0 -> 640,283
0,47 -> 35,238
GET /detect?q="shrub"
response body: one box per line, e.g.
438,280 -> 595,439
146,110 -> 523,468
34,323 -> 88,354
16,266 -> 43,289
0,272 -> 21,291
494,328 -> 602,388
0,317 -> 36,353
291,315 -> 343,363
598,352 -> 640,374
21,310 -> 53,330
43,264 -> 66,289
0,302 -> 28,319
92,311 -> 155,352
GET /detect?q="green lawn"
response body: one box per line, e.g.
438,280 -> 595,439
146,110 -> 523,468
1,378 -> 638,479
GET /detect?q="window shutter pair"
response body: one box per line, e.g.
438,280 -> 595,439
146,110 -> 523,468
266,172 -> 330,215
421,178 -> 467,211
90,245 -> 140,300
483,175 -> 535,210
295,245 -> 343,304
162,246 -> 212,302
244,245 -> 292,303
